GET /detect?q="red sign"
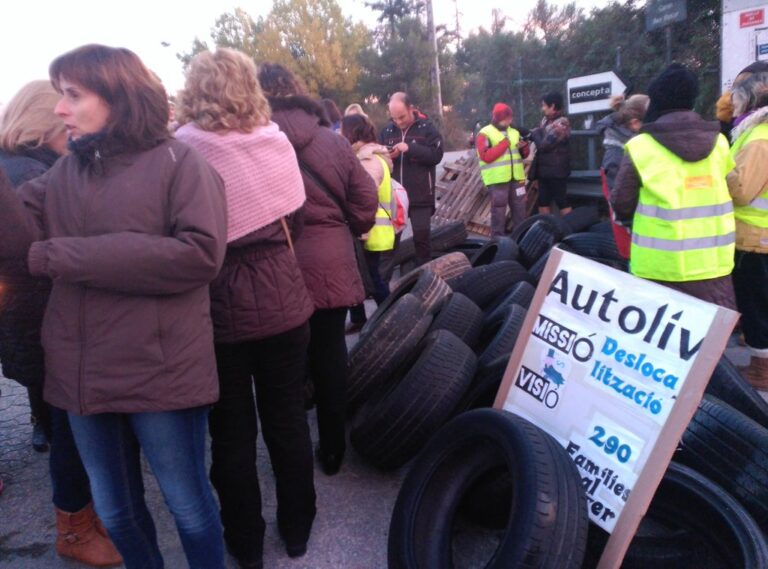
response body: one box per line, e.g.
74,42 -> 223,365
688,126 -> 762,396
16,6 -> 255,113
741,9 -> 765,27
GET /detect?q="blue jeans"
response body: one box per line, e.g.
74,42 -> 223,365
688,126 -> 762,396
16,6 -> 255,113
68,406 -> 224,569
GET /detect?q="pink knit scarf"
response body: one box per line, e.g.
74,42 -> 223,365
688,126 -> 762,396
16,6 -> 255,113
176,122 -> 306,243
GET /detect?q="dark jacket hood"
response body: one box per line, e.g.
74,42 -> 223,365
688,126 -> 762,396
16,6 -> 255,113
267,95 -> 330,150
641,110 -> 720,162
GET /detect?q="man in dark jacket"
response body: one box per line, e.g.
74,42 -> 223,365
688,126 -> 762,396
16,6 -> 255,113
380,92 -> 444,264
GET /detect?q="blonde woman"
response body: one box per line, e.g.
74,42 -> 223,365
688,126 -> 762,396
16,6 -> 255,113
0,80 -> 121,567
175,49 -> 315,569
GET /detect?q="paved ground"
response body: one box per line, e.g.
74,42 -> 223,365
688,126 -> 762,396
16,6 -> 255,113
0,309 -> 407,569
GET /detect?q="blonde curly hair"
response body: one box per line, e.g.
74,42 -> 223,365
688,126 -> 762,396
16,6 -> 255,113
176,48 -> 270,132
0,80 -> 66,152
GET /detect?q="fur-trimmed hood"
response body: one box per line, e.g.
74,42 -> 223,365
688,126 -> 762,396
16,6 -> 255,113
267,95 -> 331,150
731,106 -> 768,144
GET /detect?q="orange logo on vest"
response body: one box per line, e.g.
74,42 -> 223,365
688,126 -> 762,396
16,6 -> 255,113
684,176 -> 714,190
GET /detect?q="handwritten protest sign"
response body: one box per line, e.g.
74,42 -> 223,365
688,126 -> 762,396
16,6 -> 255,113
494,248 -> 738,569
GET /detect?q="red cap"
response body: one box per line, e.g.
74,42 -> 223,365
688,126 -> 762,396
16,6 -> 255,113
492,103 -> 513,122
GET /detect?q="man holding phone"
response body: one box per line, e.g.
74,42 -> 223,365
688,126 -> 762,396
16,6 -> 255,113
380,92 -> 443,266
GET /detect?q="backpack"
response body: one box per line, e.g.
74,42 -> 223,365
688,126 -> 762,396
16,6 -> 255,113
390,179 -> 409,234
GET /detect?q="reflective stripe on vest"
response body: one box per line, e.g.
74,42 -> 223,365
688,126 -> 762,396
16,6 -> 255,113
477,124 -> 525,185
626,132 -> 735,282
731,123 -> 768,230
364,154 -> 396,252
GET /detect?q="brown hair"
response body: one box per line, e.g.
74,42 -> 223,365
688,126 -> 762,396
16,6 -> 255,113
610,94 -> 650,126
176,49 -> 271,133
322,99 -> 342,124
257,63 -> 307,98
0,80 -> 66,152
341,114 -> 377,145
49,44 -> 169,150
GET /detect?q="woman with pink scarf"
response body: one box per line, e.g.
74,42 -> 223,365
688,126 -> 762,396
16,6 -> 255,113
175,49 -> 315,569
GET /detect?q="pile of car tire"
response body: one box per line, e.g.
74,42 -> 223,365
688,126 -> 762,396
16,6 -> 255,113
347,210 -> 768,568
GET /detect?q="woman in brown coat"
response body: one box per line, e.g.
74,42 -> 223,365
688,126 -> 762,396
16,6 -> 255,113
176,48 -> 316,568
0,45 -> 228,569
257,64 -> 377,475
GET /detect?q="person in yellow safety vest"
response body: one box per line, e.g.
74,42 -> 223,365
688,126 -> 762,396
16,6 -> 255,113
612,63 -> 738,310
476,103 -> 530,236
726,73 -> 768,389
341,114 -> 396,333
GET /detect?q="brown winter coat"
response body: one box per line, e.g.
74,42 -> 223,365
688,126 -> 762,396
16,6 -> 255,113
268,96 -> 378,309
0,137 -> 228,415
728,106 -> 768,254
209,216 -> 314,343
611,110 -> 737,310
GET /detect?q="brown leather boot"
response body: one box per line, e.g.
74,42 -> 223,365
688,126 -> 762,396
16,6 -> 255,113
739,356 -> 768,391
55,503 -> 123,567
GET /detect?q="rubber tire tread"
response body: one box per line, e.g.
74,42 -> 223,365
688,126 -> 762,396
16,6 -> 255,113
430,221 -> 469,252
705,356 -> 768,429
360,270 -> 450,337
347,295 -> 431,413
584,462 -> 765,569
518,220 -> 558,268
454,358 -> 509,416
561,232 -> 623,262
383,223 -> 466,274
392,252 -> 472,290
470,237 -> 520,266
510,214 -> 564,241
387,408 -> 588,569
448,261 -> 533,308
483,282 -> 536,328
351,330 -> 477,470
478,304 -> 527,368
562,206 -> 601,232
427,293 -> 484,347
676,395 -> 768,532
527,249 -> 551,283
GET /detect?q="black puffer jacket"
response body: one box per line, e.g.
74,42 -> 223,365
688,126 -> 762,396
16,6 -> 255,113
0,148 -> 59,386
380,116 -> 444,208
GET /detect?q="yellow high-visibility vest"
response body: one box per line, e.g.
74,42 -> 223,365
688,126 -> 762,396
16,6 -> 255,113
477,124 -> 525,185
626,132 -> 735,282
730,123 -> 768,230
364,155 -> 396,252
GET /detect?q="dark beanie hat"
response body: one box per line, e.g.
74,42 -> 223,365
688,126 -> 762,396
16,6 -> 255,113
644,63 -> 699,122
492,103 -> 513,123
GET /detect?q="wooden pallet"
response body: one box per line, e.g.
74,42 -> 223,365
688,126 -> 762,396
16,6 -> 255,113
433,150 -> 538,237
433,152 -> 493,237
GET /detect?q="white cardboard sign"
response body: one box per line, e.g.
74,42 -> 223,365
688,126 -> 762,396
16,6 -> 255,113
495,249 -> 738,569
566,71 -> 628,115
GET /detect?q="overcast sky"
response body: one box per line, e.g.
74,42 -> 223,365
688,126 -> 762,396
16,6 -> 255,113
0,0 -> 610,105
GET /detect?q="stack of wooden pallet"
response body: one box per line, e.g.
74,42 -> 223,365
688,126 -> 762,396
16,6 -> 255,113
432,152 -> 492,236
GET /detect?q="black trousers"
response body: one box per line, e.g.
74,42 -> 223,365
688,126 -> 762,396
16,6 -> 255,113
734,250 -> 768,351
308,308 -> 348,456
209,323 -> 316,557
410,206 -> 433,262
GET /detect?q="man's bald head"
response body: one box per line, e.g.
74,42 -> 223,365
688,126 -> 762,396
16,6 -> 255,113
388,92 -> 416,131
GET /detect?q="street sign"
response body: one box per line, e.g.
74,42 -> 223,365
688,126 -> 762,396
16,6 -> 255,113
646,0 -> 687,32
566,71 -> 628,115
